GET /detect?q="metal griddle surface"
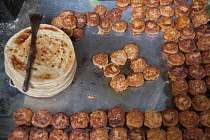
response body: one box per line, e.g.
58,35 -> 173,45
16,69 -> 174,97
23,0 -> 172,114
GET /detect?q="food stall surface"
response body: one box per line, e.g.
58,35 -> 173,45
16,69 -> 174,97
0,0 -> 173,138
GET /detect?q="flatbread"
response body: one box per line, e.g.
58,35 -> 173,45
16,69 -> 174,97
5,60 -> 76,90
4,24 -> 75,84
10,61 -> 77,97
4,24 -> 76,97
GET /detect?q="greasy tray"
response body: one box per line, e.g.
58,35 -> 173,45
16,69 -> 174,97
24,0 -> 172,114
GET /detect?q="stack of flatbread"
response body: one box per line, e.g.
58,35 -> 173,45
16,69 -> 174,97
4,24 -> 76,97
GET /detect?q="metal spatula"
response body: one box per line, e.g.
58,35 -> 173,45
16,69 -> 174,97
22,13 -> 43,92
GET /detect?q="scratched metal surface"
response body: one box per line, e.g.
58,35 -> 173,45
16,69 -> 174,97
24,0 -> 172,115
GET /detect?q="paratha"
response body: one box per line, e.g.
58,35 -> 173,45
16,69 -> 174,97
4,24 -> 76,97
9,61 -> 77,97
4,24 -> 75,84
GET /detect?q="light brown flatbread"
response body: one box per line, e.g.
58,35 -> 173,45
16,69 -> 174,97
4,24 -> 76,97
10,61 -> 77,97
5,24 -> 75,83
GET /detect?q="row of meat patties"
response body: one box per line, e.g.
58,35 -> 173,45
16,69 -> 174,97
50,0 -> 209,42
9,107 -> 210,140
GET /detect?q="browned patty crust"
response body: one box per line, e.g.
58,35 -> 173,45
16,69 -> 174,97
49,129 -> 68,140
178,39 -> 197,53
179,110 -> 199,128
29,129 -> 48,140
85,12 -> 100,26
145,20 -> 160,34
128,128 -> 145,140
52,112 -> 69,129
192,95 -> 210,111
109,127 -> 128,140
166,126 -> 182,140
180,27 -> 195,40
32,110 -> 52,128
205,64 -> 210,76
75,13 -> 87,28
188,65 -> 206,80
110,75 -> 128,92
70,111 -> 90,129
8,126 -> 30,140
13,108 -> 33,126
159,17 -> 174,32
195,24 -> 210,37
108,107 -> 125,127
183,127 -> 204,140
144,110 -> 162,129
112,20 -> 128,33
174,94 -> 191,111
164,27 -> 180,42
188,79 -> 207,95
90,128 -> 109,140
185,51 -> 202,66
130,57 -> 147,72
71,28 -> 85,41
161,108 -> 178,127
127,72 -> 144,87
147,128 -> 166,140
143,65 -> 160,80
126,109 -> 144,129
93,52 -> 109,69
69,129 -> 89,140
162,41 -> 178,55
103,63 -> 121,78
202,50 -> 210,64
108,8 -> 122,22
145,0 -> 160,7
174,0 -> 187,6
175,4 -> 191,17
171,79 -> 188,95
93,5 -> 108,18
167,53 -> 185,66
90,110 -> 108,128
200,110 -> 210,127
168,65 -> 188,81
197,36 -> 210,51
